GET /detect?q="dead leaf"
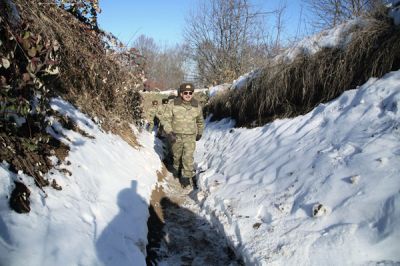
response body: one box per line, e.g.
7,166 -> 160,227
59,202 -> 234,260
27,60 -> 37,73
37,45 -> 44,53
36,34 -> 42,45
1,58 -> 10,69
0,75 -> 6,85
28,47 -> 37,57
23,31 -> 30,39
22,73 -> 31,82
53,40 -> 60,51
21,38 -> 31,51
51,179 -> 62,190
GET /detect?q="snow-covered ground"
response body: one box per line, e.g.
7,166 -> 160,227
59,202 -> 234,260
389,0 -> 400,25
0,98 -> 161,266
1,71 -> 398,266
195,70 -> 400,265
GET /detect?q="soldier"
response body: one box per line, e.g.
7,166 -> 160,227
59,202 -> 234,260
157,98 -> 170,137
146,100 -> 160,132
168,94 -> 176,103
157,98 -> 172,161
163,83 -> 204,189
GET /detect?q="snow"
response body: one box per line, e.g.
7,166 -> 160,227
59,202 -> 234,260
158,89 -> 178,95
389,0 -> 400,25
231,70 -> 260,91
151,88 -> 209,96
2,70 -> 399,265
195,70 -> 400,265
207,72 -> 260,97
0,98 -> 161,266
208,83 -> 231,97
276,18 -> 370,62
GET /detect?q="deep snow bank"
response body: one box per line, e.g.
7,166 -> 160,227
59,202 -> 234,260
195,70 -> 400,265
0,98 -> 161,266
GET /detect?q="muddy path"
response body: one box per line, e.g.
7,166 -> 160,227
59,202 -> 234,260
146,166 -> 243,266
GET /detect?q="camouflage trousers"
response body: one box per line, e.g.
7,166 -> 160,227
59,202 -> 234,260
171,133 -> 196,178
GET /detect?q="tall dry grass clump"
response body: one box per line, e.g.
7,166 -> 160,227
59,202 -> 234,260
207,14 -> 400,127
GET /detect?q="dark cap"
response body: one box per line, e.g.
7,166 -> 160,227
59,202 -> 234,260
162,98 -> 169,104
179,83 -> 195,93
152,100 -> 158,105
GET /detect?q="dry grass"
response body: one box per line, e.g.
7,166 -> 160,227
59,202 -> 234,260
208,16 -> 400,127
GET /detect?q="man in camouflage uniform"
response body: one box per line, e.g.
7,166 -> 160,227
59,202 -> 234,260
163,83 -> 204,188
146,100 -> 160,132
157,98 -> 172,161
154,98 -> 170,138
158,99 -> 169,127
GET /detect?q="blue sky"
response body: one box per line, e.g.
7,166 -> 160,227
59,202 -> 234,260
98,0 -> 310,47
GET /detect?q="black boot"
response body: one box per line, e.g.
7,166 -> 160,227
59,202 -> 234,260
191,175 -> 198,190
179,177 -> 191,189
169,167 -> 180,179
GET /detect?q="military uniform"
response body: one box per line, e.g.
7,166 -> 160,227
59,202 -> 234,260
146,104 -> 160,131
157,100 -> 170,127
156,100 -> 170,137
163,97 -> 204,179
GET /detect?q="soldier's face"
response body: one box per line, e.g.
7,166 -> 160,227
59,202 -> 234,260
181,91 -> 193,102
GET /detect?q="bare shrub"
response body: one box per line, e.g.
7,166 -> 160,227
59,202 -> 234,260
14,0 -> 145,128
0,0 -> 145,201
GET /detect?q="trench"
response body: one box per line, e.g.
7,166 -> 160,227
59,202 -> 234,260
146,165 -> 244,266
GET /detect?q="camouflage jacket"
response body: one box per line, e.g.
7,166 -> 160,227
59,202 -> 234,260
157,104 -> 170,126
163,98 -> 204,135
147,105 -> 160,129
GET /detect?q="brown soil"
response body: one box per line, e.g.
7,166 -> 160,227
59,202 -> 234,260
146,166 -> 168,265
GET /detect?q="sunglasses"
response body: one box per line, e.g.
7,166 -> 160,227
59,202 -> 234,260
183,91 -> 193,95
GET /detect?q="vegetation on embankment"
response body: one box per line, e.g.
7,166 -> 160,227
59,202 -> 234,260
206,13 -> 400,127
1,0 -> 144,211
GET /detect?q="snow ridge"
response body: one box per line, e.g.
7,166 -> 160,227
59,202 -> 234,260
195,70 -> 400,265
0,98 -> 161,266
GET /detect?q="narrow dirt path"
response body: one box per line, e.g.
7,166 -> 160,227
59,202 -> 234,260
146,165 -> 243,266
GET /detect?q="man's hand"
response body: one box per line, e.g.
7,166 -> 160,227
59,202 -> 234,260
196,134 -> 202,141
167,132 -> 177,143
146,123 -> 152,132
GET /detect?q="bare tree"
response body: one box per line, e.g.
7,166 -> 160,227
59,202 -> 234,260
184,0 -> 281,86
132,35 -> 186,90
132,35 -> 159,78
304,0 -> 386,29
153,44 -> 186,89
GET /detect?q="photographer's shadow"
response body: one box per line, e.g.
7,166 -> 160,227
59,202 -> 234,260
96,180 -> 147,266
